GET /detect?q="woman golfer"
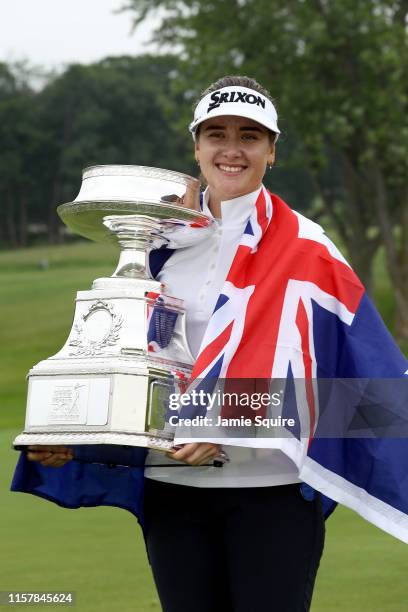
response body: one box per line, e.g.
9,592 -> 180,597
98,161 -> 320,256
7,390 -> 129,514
26,76 -> 325,611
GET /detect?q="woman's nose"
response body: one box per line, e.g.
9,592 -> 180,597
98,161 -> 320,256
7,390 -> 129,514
220,137 -> 243,157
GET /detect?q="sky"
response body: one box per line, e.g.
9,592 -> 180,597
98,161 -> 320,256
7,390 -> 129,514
0,0 -> 158,70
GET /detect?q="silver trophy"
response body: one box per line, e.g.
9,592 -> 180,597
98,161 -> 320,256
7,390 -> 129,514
13,165 -> 214,455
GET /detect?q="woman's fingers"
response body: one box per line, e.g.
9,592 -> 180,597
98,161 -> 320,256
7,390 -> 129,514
181,178 -> 201,211
39,453 -> 73,467
167,442 -> 220,466
26,445 -> 74,467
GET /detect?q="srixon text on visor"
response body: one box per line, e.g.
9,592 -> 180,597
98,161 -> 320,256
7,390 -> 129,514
207,90 -> 266,112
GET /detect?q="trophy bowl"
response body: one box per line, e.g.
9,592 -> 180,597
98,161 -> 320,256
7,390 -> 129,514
13,165 -> 215,458
58,165 -> 212,248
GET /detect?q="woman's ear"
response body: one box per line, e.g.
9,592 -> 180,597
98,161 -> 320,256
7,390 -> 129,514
267,144 -> 276,167
194,140 -> 200,163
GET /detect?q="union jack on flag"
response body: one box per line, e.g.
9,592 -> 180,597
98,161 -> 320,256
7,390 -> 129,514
176,187 -> 364,439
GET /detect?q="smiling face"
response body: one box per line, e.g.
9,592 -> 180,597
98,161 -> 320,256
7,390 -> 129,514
195,115 -> 275,207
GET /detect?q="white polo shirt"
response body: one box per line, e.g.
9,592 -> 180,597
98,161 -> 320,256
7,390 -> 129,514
144,186 -> 300,487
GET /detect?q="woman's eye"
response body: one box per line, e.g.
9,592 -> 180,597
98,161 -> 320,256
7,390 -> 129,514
208,132 -> 224,138
242,133 -> 257,141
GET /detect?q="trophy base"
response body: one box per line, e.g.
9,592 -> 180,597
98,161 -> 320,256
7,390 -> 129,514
15,246 -> 195,459
13,430 -> 173,452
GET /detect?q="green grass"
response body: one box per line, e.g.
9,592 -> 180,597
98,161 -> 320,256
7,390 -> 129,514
1,242 -> 407,611
1,430 -> 160,611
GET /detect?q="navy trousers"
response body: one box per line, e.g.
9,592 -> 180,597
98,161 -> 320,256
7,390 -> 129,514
143,479 -> 325,612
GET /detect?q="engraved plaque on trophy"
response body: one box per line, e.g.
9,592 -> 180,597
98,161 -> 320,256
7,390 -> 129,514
13,165 -> 214,454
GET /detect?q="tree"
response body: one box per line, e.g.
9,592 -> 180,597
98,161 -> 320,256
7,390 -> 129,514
34,55 -> 193,241
0,55 -> 194,245
0,63 -> 43,247
122,0 -> 408,341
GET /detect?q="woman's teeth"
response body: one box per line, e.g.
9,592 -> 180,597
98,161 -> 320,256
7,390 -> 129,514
218,165 -> 244,173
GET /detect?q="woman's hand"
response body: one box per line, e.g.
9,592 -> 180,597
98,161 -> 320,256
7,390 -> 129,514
26,445 -> 74,468
180,178 -> 201,211
166,442 -> 221,466
161,178 -> 201,211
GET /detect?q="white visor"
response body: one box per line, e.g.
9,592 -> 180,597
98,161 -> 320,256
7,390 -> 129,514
189,85 -> 280,140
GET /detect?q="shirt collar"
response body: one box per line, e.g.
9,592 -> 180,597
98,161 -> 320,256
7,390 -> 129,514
202,186 -> 262,227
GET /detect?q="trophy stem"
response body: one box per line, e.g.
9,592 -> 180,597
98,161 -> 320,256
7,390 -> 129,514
112,248 -> 149,279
